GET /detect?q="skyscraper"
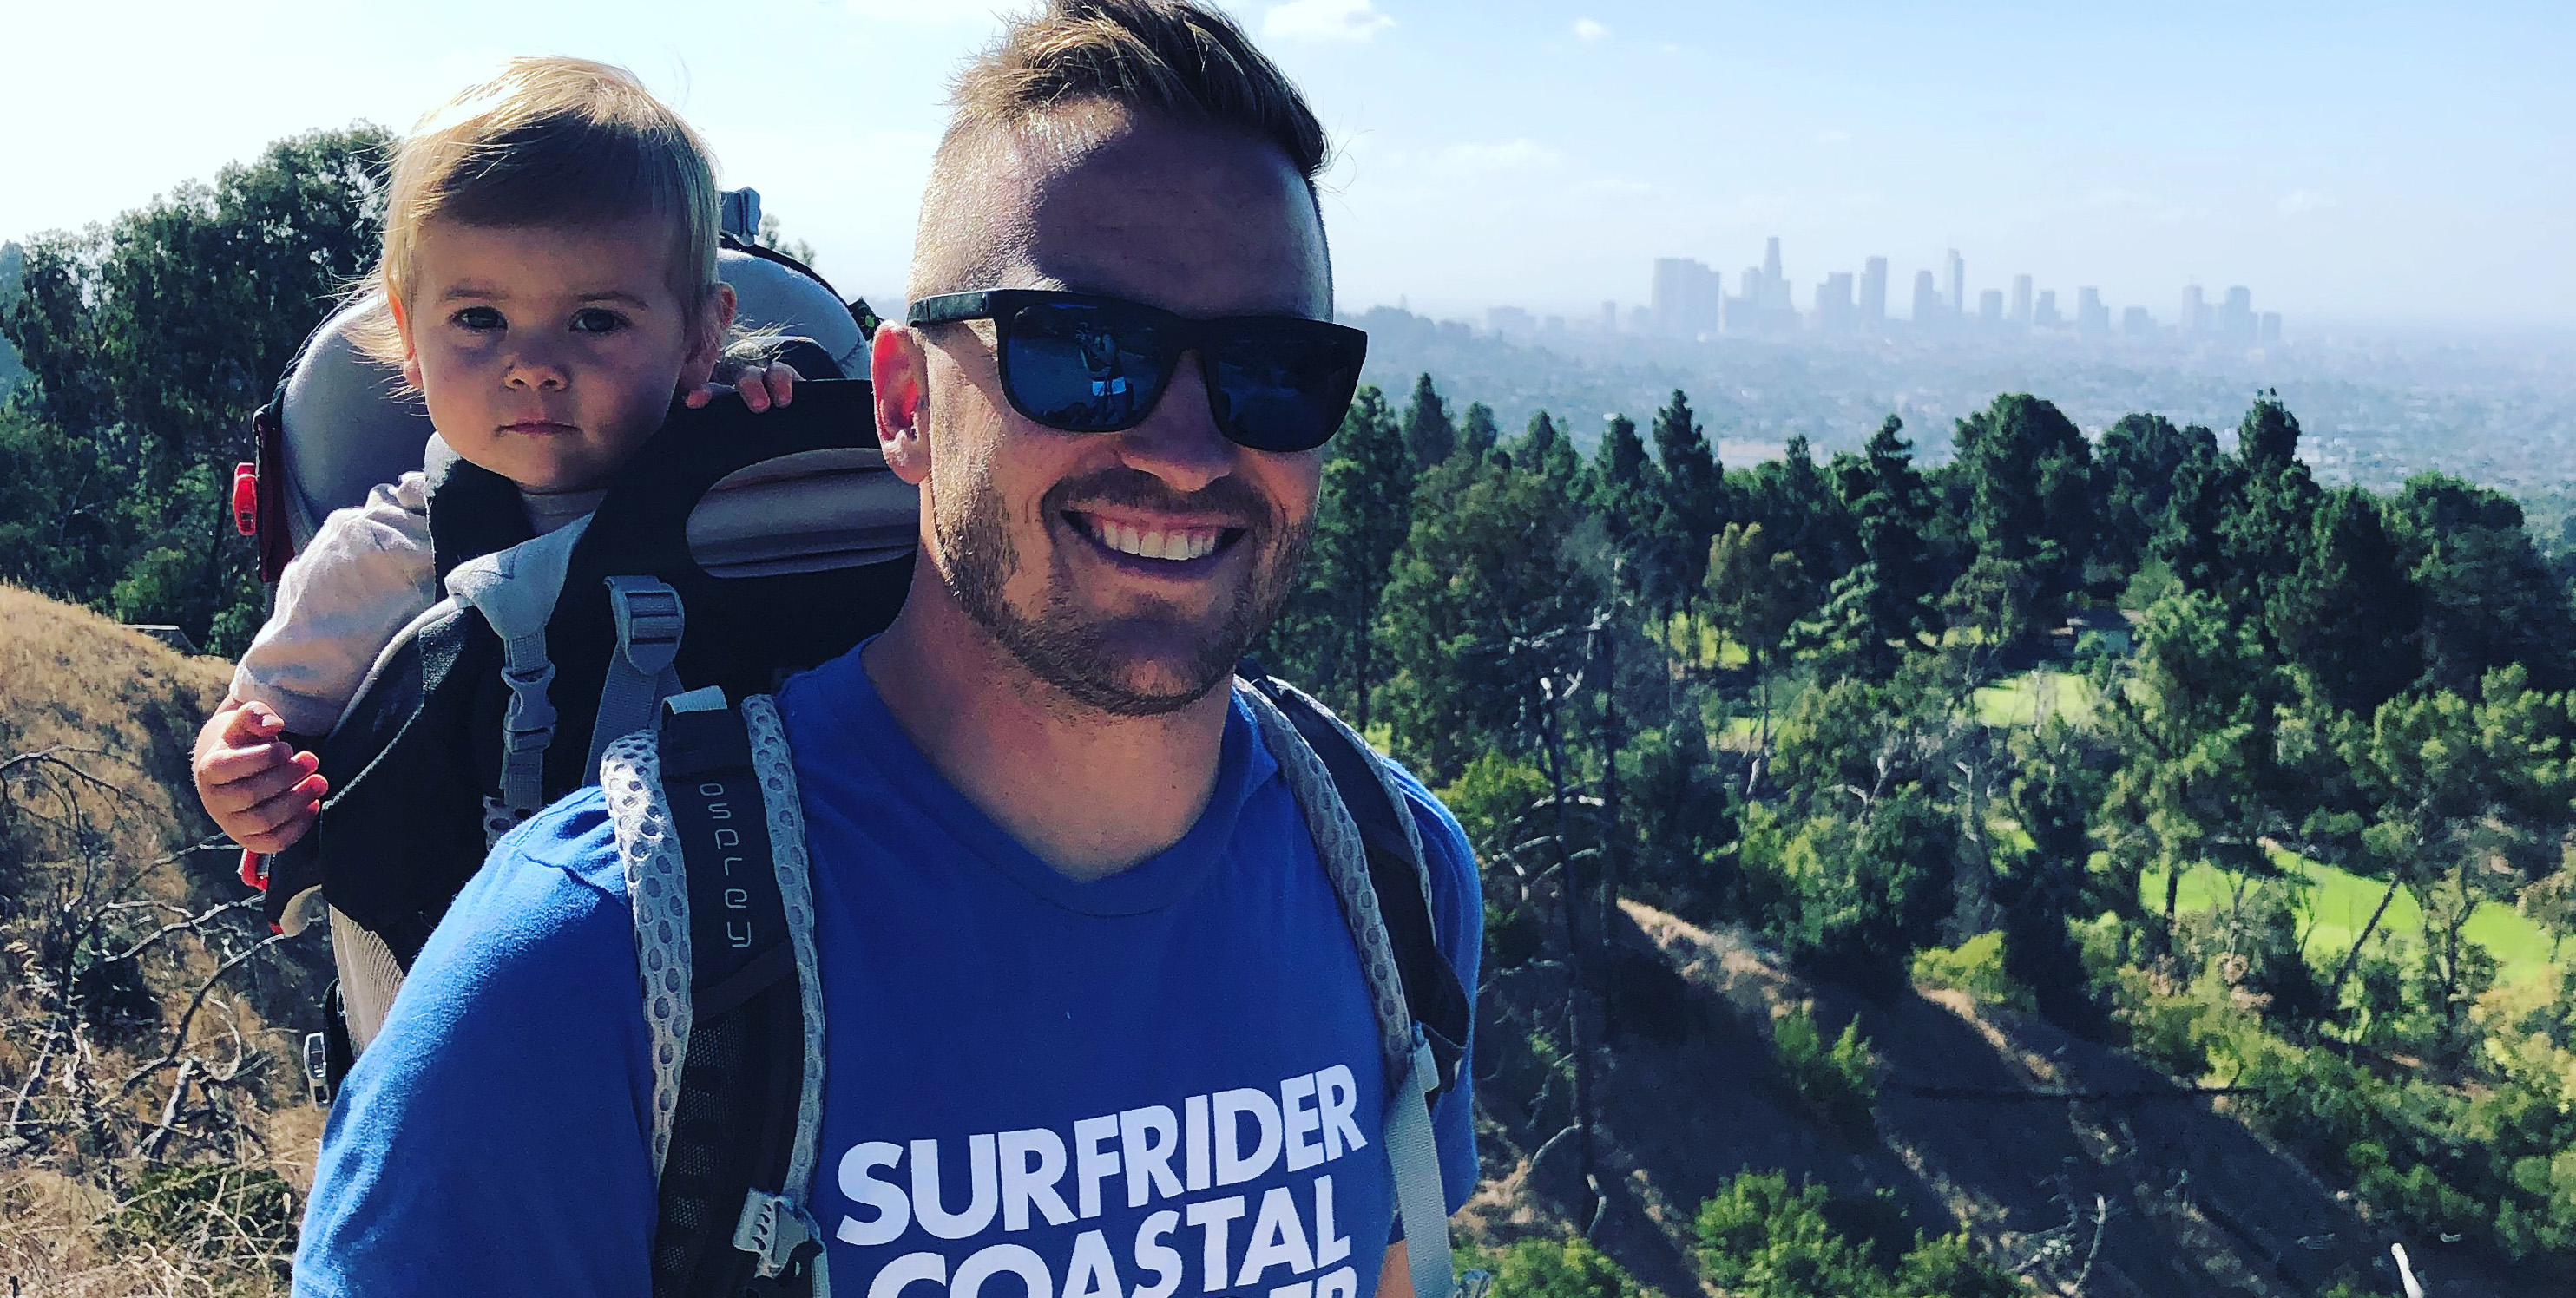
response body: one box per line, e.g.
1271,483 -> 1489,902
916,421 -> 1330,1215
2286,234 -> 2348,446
2034,289 -> 2061,329
1946,248 -> 1965,316
2259,311 -> 2283,344
1764,237 -> 1784,296
2076,286 -> 2109,336
2123,305 -> 2154,337
2220,286 -> 2255,345
1913,270 -> 1942,324
2011,274 -> 2033,328
1978,290 -> 2004,325
1816,272 -> 1855,331
1652,257 -> 1723,337
2181,285 -> 2208,337
1860,257 -> 1888,324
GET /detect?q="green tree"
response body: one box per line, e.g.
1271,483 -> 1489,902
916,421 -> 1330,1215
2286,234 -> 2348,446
1820,416 -> 1935,676
1401,371 -> 1456,473
2267,487 -> 2421,717
1945,393 -> 2094,639
2387,474 -> 2576,692
1649,389 -> 1725,613
2094,412 -> 2205,576
1376,434 -> 1602,781
1263,384 -> 1411,727
1,125 -> 391,652
1457,400 -> 1500,462
2097,589 -> 2293,944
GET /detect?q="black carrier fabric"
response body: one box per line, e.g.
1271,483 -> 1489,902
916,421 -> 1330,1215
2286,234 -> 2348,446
260,378 -> 914,955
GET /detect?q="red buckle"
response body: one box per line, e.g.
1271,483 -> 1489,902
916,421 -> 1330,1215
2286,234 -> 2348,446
231,463 -> 260,537
238,848 -> 268,890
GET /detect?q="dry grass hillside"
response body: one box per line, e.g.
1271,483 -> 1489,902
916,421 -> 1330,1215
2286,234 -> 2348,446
0,586 -> 329,1295
1461,899 -> 2555,1298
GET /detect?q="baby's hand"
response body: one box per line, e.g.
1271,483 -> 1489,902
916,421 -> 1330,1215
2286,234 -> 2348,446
193,700 -> 327,854
686,360 -> 800,413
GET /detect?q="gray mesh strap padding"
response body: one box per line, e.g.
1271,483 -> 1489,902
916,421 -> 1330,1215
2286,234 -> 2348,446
601,728 -> 693,1179
591,576 -> 687,774
446,517 -> 592,829
741,694 -> 833,1295
1236,683 -> 1456,1298
327,905 -> 410,1052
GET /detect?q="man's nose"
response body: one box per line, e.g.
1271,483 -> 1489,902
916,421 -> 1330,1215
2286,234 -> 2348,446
1112,349 -> 1234,491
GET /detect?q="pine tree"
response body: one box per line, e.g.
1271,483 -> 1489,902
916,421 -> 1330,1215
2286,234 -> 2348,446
1401,372 -> 1456,473
1457,401 -> 1499,462
1650,390 -> 1725,611
1827,416 -> 1936,672
2266,487 -> 2420,716
2095,413 -> 2203,576
1263,385 -> 1411,727
1945,394 -> 2094,639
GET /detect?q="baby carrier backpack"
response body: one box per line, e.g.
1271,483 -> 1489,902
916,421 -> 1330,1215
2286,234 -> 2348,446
229,191 -> 1480,1298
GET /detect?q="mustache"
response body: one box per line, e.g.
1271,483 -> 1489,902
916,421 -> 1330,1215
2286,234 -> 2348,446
1042,467 -> 1276,531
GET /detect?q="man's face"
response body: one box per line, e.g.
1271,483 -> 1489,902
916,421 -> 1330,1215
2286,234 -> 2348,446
899,115 -> 1331,716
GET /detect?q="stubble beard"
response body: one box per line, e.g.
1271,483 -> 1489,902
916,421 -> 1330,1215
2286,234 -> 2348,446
935,459 -> 1310,718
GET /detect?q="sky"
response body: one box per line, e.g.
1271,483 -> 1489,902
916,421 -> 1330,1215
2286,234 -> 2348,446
4,0 -> 2572,330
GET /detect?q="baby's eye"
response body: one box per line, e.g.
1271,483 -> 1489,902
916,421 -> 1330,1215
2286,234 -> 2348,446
571,308 -> 628,335
450,305 -> 504,332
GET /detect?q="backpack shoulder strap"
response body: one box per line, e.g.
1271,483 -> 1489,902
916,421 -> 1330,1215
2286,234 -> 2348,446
602,690 -> 830,1298
1236,678 -> 1472,1298
1245,677 -> 1472,1092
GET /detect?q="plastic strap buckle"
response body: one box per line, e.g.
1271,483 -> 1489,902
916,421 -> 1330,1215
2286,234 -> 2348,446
303,1032 -> 332,1106
733,1188 -> 822,1280
607,577 -> 686,678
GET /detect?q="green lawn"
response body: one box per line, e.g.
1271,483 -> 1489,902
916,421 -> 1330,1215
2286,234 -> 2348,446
1974,670 -> 2099,729
2141,851 -> 2562,991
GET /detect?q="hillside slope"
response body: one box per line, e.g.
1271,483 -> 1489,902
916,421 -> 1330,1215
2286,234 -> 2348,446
1461,900 -> 2552,1298
0,586 -> 327,1295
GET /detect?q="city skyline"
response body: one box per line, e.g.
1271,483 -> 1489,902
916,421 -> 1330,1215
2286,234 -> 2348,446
1473,238 -> 2286,346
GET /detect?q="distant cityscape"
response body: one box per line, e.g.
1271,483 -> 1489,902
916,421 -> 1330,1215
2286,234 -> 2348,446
1476,238 -> 2285,349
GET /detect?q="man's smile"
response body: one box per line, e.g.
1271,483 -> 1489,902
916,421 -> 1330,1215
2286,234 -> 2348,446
1068,509 -> 1247,571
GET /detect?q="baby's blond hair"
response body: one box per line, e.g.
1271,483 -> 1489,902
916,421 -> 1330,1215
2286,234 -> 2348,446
353,56 -> 722,364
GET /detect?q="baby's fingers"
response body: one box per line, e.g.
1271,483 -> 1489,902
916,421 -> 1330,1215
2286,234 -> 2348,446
230,777 -> 325,852
201,745 -> 316,810
218,701 -> 286,746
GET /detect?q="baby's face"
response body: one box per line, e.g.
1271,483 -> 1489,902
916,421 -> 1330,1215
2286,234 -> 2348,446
397,218 -> 717,492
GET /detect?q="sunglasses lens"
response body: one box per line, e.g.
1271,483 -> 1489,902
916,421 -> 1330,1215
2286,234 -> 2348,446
1207,323 -> 1365,452
1002,302 -> 1169,431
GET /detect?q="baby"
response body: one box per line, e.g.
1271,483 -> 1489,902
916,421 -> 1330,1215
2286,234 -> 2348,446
193,56 -> 795,855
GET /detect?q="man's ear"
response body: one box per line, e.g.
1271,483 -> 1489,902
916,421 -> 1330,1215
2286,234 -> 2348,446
871,323 -> 931,487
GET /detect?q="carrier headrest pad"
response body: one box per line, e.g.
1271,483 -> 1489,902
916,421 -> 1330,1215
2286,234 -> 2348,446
279,294 -> 435,550
720,248 -> 864,376
278,257 -> 865,543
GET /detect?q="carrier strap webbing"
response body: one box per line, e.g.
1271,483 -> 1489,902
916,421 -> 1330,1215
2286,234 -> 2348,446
606,692 -> 829,1298
446,518 -> 591,831
592,576 -> 687,774
1236,681 -> 1465,1298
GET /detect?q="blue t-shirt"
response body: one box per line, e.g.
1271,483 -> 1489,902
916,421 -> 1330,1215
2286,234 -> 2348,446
294,650 -> 1482,1298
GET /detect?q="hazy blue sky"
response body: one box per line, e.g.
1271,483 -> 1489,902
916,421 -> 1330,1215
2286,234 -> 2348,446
6,1 -> 2570,328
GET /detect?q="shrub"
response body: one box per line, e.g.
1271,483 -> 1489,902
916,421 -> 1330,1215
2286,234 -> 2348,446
1772,1003 -> 1881,1139
1910,931 -> 2037,1012
1462,1234 -> 1646,1298
1692,1171 -> 2021,1298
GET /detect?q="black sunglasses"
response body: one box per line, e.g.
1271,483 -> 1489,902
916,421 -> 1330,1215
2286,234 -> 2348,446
906,289 -> 1368,453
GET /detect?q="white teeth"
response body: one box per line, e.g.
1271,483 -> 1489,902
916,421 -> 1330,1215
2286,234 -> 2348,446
1090,518 -> 1219,562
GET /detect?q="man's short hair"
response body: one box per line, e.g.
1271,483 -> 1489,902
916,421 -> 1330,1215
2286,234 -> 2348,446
910,0 -> 1331,302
